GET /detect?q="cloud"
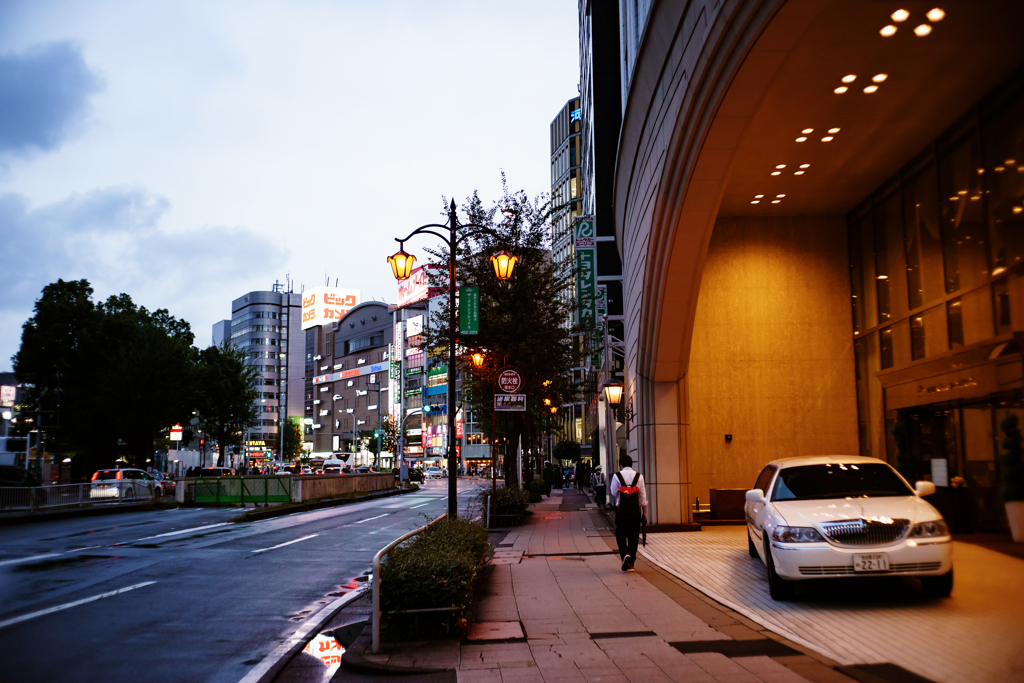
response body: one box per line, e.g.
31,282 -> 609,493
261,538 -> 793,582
0,41 -> 101,159
0,185 -> 287,364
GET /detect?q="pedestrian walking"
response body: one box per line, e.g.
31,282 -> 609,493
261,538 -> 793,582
542,462 -> 554,495
609,455 -> 647,572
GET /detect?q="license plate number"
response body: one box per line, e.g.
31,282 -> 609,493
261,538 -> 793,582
853,553 -> 889,572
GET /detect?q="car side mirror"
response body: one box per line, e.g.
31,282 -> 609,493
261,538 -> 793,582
745,489 -> 766,504
914,481 -> 936,497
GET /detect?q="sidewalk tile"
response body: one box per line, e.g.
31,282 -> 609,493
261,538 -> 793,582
686,653 -> 762,682
458,669 -> 503,683
468,621 -> 525,641
732,656 -> 811,683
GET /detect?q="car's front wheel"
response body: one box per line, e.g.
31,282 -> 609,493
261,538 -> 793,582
747,529 -> 759,559
921,570 -> 953,598
764,537 -> 795,601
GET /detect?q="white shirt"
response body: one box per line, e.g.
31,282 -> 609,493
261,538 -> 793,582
609,466 -> 647,508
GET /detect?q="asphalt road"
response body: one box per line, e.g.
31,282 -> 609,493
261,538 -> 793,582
0,478 -> 489,683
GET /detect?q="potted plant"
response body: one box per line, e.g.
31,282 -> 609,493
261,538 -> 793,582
999,413 -> 1024,542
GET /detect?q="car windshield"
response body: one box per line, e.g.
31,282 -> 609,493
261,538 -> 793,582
772,463 -> 913,501
95,471 -> 120,480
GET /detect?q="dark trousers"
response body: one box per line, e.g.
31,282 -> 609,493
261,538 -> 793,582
615,514 -> 640,560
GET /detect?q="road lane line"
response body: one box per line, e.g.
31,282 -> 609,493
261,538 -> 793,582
0,553 -> 63,567
250,534 -> 319,556
130,522 -> 231,543
409,503 -> 430,509
355,513 -> 389,524
0,581 -> 157,630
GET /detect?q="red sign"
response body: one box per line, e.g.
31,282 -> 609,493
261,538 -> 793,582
170,424 -> 183,442
497,369 -> 522,393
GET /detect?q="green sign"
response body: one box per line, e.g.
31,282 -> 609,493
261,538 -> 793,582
460,286 -> 479,335
575,219 -> 597,330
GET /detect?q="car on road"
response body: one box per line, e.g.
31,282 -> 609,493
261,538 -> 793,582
425,466 -> 443,480
197,467 -> 236,477
0,465 -> 41,487
745,455 -> 953,601
89,468 -> 161,500
406,468 -> 424,483
320,461 -> 343,474
154,473 -> 175,496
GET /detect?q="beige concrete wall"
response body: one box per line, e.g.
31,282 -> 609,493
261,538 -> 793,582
296,473 -> 396,502
686,216 -> 859,503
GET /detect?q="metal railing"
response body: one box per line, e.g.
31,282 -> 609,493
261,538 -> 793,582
0,481 -> 157,512
372,513 -> 447,653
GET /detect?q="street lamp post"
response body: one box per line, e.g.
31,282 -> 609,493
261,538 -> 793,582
387,199 -> 516,519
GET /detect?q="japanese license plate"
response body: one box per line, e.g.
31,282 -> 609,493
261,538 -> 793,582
853,553 -> 889,572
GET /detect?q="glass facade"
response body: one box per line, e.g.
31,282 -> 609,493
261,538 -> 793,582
848,71 -> 1024,533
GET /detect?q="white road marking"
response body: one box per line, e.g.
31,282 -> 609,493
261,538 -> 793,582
250,534 -> 319,555
0,553 -> 63,567
129,522 -> 231,543
409,503 -> 430,509
355,513 -> 389,524
0,581 -> 157,630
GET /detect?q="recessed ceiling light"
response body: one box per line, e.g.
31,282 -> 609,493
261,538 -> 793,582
995,166 -> 1006,172
796,137 -> 808,142
802,128 -> 814,134
755,194 -> 764,198
914,24 -> 932,36
794,171 -> 805,175
776,164 -> 787,169
877,275 -> 889,280
891,9 -> 910,22
834,86 -> 848,94
771,200 -> 781,204
842,74 -> 857,83
958,190 -> 967,195
799,164 -> 810,168
863,85 -> 879,94
1007,159 -> 1017,164
751,200 -> 760,204
1014,206 -> 1023,214
873,74 -> 888,83
777,194 -> 786,198
926,8 -> 945,22
771,171 -> 781,176
949,196 -> 960,201
828,128 -> 841,134
880,25 -> 898,37
821,136 -> 834,142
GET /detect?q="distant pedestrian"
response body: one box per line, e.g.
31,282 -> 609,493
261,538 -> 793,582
609,455 -> 647,572
542,462 -> 554,495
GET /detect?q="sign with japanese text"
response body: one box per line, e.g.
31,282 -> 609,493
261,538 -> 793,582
575,219 -> 597,330
497,368 -> 522,393
460,286 -> 479,336
0,385 -> 15,407
301,287 -> 361,330
495,394 -> 526,411
170,424 -> 183,442
397,265 -> 444,307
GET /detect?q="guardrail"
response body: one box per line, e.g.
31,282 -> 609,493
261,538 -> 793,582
193,476 -> 291,504
371,513 -> 447,653
0,481 -> 156,512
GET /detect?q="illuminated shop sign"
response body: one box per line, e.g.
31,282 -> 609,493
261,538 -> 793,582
301,287 -> 361,330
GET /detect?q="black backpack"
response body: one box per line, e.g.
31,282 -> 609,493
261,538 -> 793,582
615,472 -> 642,521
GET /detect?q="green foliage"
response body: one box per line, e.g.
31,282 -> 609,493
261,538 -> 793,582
379,517 -> 490,639
526,477 -> 545,503
195,344 -> 260,462
1000,413 -> 1024,502
553,440 -> 581,463
485,484 -> 531,525
891,421 -> 912,480
283,420 -> 303,461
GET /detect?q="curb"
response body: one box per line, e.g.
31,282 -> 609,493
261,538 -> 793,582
237,588 -> 368,683
341,627 -> 453,677
233,485 -> 420,523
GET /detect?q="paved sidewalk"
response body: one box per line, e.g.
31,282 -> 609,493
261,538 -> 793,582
640,526 -> 1024,683
363,490 -> 852,683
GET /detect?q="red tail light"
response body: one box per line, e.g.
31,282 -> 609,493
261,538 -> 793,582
116,470 -> 123,480
91,472 -> 98,481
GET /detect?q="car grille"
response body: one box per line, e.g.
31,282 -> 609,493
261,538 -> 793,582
799,561 -> 942,576
820,518 -> 909,546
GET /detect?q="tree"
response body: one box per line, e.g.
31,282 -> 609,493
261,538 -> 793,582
195,344 -> 260,467
553,440 -> 581,463
283,419 -> 304,462
422,177 -> 576,483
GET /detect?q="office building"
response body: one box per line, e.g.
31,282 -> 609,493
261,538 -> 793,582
602,0 -> 1024,534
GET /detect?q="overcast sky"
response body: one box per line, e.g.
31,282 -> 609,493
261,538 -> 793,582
0,0 -> 579,366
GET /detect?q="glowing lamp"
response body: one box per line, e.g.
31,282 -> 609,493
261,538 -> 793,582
543,398 -> 551,406
490,250 -> 518,281
550,406 -> 558,414
603,382 -> 624,405
470,352 -> 485,368
388,247 -> 417,281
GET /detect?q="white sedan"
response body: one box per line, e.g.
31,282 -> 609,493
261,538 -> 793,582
745,455 -> 953,601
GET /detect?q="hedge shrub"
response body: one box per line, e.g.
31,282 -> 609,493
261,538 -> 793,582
526,478 -> 545,503
379,517 -> 490,640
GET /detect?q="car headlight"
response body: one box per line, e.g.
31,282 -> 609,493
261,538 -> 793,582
772,526 -> 825,543
910,520 -> 949,537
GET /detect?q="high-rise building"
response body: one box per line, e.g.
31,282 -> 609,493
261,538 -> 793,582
212,281 -> 303,459
550,97 -> 583,312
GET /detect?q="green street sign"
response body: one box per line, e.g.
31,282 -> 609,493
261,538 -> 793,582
460,286 -> 479,336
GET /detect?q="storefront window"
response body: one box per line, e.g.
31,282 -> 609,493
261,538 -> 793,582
880,326 -> 894,369
993,279 -> 1012,335
910,315 -> 925,360
982,89 -> 1024,273
947,298 -> 964,348
873,188 -> 905,323
848,213 -> 876,333
939,132 -> 990,293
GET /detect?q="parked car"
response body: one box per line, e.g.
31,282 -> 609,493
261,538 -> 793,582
425,466 -> 443,480
89,468 -> 160,500
745,455 -> 953,601
197,467 -> 236,477
154,473 -> 175,495
0,465 -> 41,487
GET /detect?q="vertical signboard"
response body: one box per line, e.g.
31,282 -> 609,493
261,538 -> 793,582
460,286 -> 479,336
593,284 -> 608,368
392,322 -> 403,408
575,219 -> 597,330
